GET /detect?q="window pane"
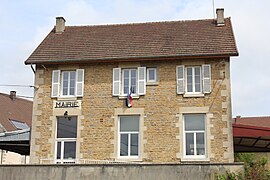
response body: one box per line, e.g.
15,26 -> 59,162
187,84 -> 192,92
57,117 -> 77,138
120,116 -> 139,132
70,87 -> 75,96
120,134 -> 128,156
63,72 -> 69,81
186,133 -> 194,155
196,133 -> 205,155
130,134 -> 138,156
131,85 -> 136,94
124,86 -> 129,94
187,68 -> 192,76
63,141 -> 76,159
124,70 -> 129,78
195,67 -> 200,76
57,142 -> 61,159
195,83 -> 201,92
148,69 -> 155,80
70,72 -> 76,80
184,114 -> 205,131
187,75 -> 192,84
131,70 -> 136,78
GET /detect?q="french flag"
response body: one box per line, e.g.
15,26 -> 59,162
126,88 -> 133,108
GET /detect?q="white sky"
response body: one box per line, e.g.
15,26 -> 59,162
0,0 -> 269,117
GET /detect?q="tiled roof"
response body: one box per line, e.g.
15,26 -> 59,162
25,18 -> 238,64
233,116 -> 270,128
0,93 -> 32,131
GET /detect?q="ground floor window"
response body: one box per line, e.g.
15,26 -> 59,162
184,114 -> 206,158
55,116 -> 77,164
119,116 -> 139,158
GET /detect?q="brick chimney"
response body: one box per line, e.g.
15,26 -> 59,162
55,17 -> 66,33
9,91 -> 16,100
216,8 -> 225,26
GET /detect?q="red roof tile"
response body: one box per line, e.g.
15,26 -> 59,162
25,18 -> 238,64
0,92 -> 32,131
233,116 -> 270,128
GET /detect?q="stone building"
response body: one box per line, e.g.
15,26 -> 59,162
25,9 -> 238,164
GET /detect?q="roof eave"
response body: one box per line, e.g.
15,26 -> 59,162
25,52 -> 239,65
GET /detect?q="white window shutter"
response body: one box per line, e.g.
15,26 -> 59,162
176,65 -> 185,94
76,69 -> 84,97
138,67 -> 146,95
51,70 -> 60,97
113,68 -> 121,96
202,64 -> 211,93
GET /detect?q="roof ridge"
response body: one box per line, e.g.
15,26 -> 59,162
236,116 -> 270,119
64,18 -> 230,28
0,92 -> 33,103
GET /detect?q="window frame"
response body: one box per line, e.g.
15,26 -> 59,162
61,71 -> 76,97
55,116 -> 77,164
147,68 -> 157,83
121,69 -> 138,96
118,116 -> 140,159
183,114 -> 206,159
185,66 -> 202,94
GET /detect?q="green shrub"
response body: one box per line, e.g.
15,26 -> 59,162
215,153 -> 270,180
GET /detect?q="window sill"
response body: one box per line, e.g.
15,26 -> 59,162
57,97 -> 78,101
118,95 -> 140,99
146,82 -> 158,86
183,93 -> 205,98
181,158 -> 210,162
116,157 -> 142,162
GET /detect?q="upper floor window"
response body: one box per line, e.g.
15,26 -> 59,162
186,67 -> 201,93
147,68 -> 157,83
176,65 -> 211,95
62,71 -> 76,96
113,67 -> 146,96
51,69 -> 84,98
122,69 -> 137,95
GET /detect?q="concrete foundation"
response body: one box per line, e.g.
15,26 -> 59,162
0,163 -> 243,180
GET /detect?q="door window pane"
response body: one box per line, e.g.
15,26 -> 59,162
120,134 -> 128,156
130,134 -> 138,156
196,133 -> 205,155
57,117 -> 77,138
120,116 -> 139,132
186,133 -> 194,155
185,114 -> 205,131
57,142 -> 61,159
64,141 -> 76,159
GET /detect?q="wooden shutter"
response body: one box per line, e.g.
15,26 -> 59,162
138,67 -> 146,95
113,68 -> 121,96
76,69 -> 84,97
51,70 -> 60,97
176,65 -> 185,94
202,64 -> 211,93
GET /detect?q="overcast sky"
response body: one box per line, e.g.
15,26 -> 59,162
0,0 -> 269,117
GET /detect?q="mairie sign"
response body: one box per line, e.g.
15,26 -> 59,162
55,101 -> 79,108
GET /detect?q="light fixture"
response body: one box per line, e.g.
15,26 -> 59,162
64,111 -> 68,119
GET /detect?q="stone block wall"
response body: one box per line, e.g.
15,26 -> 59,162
29,58 -> 234,164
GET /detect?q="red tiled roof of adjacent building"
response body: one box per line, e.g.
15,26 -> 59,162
233,116 -> 270,128
0,92 -> 32,131
25,18 -> 238,65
